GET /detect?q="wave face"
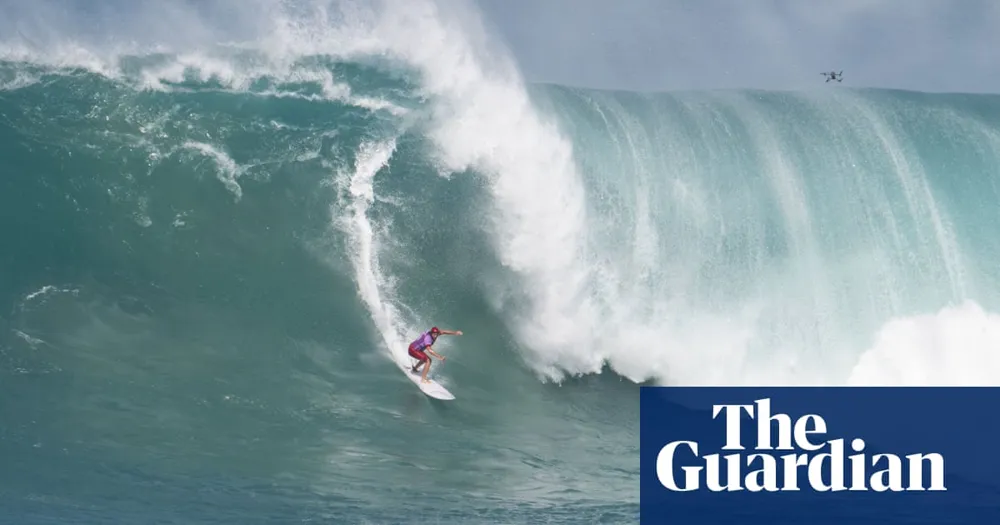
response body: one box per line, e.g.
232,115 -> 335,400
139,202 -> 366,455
3,0 -> 1000,523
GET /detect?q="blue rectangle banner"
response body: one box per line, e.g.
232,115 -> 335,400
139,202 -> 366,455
640,387 -> 1000,524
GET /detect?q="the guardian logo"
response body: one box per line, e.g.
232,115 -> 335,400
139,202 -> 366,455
656,398 -> 946,493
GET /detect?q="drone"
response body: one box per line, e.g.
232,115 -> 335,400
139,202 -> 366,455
821,71 -> 843,83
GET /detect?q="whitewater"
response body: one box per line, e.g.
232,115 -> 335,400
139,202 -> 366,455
3,0 -> 1000,523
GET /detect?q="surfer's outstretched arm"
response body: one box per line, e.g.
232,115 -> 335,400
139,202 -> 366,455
438,329 -> 463,336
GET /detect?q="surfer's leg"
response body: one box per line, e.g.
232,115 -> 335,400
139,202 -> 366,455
420,358 -> 432,383
408,346 -> 427,372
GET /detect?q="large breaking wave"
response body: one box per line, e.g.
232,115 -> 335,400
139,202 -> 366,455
3,0 -> 1000,522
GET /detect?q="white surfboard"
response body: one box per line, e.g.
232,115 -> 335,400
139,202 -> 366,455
400,363 -> 455,400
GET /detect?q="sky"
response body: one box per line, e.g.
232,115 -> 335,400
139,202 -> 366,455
2,0 -> 999,94
472,0 -> 1000,93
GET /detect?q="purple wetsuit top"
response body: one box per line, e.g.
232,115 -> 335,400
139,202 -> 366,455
409,331 -> 436,351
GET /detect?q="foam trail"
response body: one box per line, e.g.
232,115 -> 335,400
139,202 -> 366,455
335,0 -> 602,380
298,0 -> 611,384
335,138 -> 414,367
180,142 -> 244,200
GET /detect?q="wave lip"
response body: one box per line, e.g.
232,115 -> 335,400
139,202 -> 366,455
510,86 -> 1000,387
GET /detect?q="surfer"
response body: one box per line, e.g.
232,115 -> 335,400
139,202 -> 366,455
408,326 -> 462,383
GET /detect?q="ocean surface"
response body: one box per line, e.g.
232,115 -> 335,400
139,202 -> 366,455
3,1 -> 1000,523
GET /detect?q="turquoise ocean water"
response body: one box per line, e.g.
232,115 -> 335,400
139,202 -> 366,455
3,1 -> 1000,523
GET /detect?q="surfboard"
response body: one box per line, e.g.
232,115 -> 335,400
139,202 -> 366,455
400,363 -> 455,400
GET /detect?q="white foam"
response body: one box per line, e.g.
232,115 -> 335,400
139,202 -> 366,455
0,68 -> 39,91
8,0 -> 995,391
849,301 -> 1000,386
0,1 -> 407,114
306,1 -> 604,379
333,138 -> 415,367
179,142 -> 244,200
22,285 -> 79,304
